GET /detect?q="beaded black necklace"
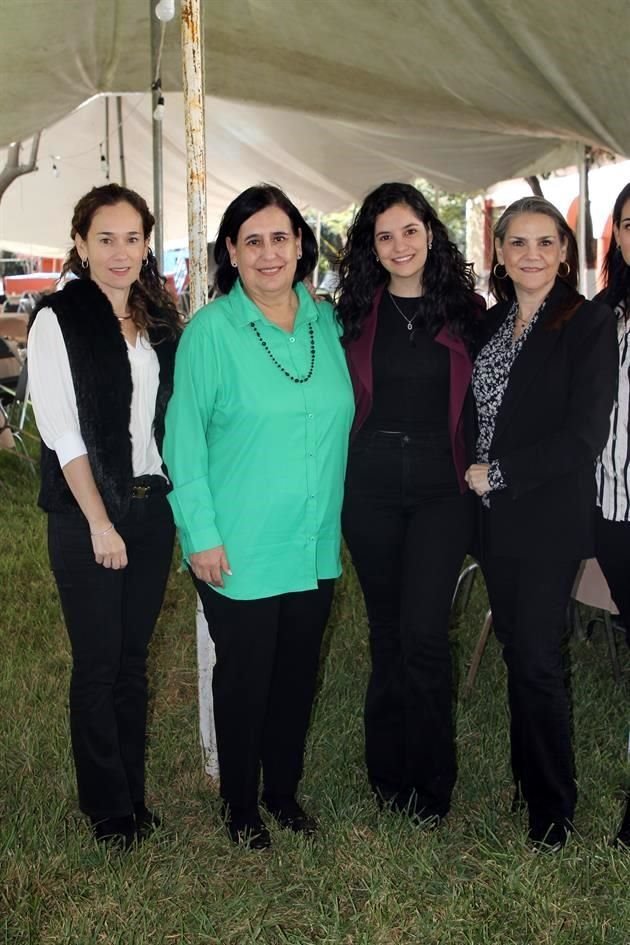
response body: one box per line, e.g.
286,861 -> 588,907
249,321 -> 316,384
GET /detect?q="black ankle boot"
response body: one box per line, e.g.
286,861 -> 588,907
223,804 -> 271,850
134,803 -> 162,838
262,795 -> 317,835
90,815 -> 136,851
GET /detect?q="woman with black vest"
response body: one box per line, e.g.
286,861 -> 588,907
28,184 -> 181,850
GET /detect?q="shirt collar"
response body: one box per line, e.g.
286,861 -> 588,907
228,278 -> 319,329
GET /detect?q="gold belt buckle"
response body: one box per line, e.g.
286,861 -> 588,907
132,484 -> 151,499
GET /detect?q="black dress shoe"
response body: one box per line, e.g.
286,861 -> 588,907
372,784 -> 411,811
391,789 -> 445,826
90,815 -> 136,851
224,807 -> 271,850
134,803 -> 162,838
528,821 -> 570,854
262,796 -> 317,835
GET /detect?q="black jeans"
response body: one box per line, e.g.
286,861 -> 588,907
482,552 -> 579,834
48,482 -> 174,820
342,430 -> 474,816
192,575 -> 335,816
595,509 -> 630,642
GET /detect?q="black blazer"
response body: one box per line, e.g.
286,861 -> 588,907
480,278 -> 618,559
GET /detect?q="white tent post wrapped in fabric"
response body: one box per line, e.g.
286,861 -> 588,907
179,0 -> 219,779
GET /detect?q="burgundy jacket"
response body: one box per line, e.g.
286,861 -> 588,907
344,285 -> 480,494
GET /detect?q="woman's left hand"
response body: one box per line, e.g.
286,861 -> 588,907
465,463 -> 491,496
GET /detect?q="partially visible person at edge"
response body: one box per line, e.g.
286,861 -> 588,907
593,181 -> 630,850
163,184 -> 354,850
465,196 -> 617,852
335,182 -> 484,825
27,184 -> 181,850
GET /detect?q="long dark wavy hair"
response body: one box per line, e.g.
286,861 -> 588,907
335,182 -> 479,348
489,196 -> 582,328
600,182 -> 630,309
213,184 -> 318,295
60,184 -> 180,339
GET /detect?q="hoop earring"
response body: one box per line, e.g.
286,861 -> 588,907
297,251 -> 302,259
80,257 -> 89,270
493,263 -> 507,279
231,260 -> 238,269
142,256 -> 149,268
557,261 -> 571,277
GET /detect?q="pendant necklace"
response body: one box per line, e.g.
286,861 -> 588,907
388,290 -> 423,331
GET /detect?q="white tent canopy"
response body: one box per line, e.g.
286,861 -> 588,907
1,0 -> 629,253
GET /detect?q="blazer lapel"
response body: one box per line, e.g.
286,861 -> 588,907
492,282 -> 568,442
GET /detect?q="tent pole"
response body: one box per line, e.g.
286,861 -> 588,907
181,0 -> 208,314
577,144 -> 587,297
313,210 -> 322,287
150,0 -> 165,271
116,96 -> 127,187
104,98 -> 110,180
180,0 -> 218,779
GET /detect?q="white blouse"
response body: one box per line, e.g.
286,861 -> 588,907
28,307 -> 165,478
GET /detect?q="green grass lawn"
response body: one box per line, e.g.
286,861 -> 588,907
1,445 -> 628,945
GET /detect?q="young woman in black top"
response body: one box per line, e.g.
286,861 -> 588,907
337,182 -> 482,823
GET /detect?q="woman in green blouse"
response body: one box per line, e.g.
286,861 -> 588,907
164,185 -> 354,849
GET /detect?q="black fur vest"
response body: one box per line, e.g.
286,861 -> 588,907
31,279 -> 178,522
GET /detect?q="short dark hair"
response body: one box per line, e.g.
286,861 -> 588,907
601,181 -> 630,308
489,196 -> 579,303
213,184 -> 318,295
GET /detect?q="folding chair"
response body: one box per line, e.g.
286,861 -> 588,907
0,336 -> 21,394
571,558 -> 625,685
0,357 -> 36,468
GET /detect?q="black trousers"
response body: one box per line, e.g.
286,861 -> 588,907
342,430 -> 474,816
595,509 -> 630,641
192,575 -> 335,815
48,484 -> 174,820
482,553 -> 580,833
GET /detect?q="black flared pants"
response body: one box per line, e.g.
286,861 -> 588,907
342,430 -> 473,816
482,553 -> 580,834
48,488 -> 174,820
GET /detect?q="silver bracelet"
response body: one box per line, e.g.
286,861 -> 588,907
90,523 -> 114,538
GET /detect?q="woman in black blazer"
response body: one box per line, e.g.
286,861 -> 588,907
465,196 -> 617,852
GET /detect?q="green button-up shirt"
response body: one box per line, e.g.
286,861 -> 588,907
163,280 -> 354,600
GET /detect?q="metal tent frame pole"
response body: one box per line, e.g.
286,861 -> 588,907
151,0 -> 165,271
